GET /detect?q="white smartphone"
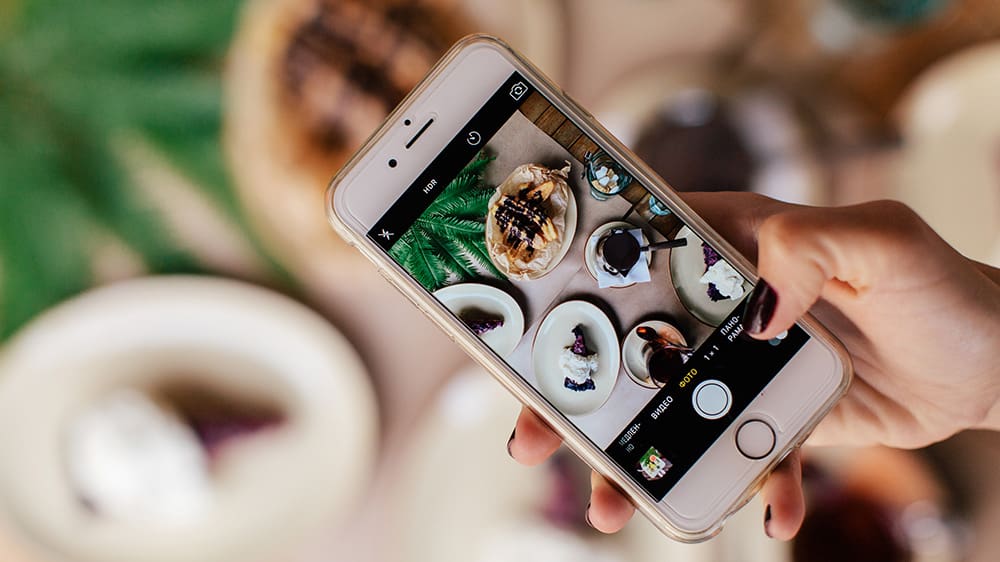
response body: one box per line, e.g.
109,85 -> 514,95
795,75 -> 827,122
327,35 -> 852,541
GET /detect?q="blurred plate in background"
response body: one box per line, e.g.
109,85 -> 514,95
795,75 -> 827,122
0,277 -> 377,562
224,0 -> 566,306
389,366 -> 785,562
590,62 -> 829,206
895,41 -> 1000,267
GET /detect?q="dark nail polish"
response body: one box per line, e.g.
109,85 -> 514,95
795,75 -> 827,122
506,429 -> 515,457
743,279 -> 778,336
764,504 -> 773,538
585,503 -> 593,528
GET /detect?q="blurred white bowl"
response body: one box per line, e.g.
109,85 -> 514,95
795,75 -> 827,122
895,41 -> 1000,266
0,276 -> 377,562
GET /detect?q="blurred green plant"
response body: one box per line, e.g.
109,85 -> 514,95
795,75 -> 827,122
389,153 -> 502,292
0,0 -> 275,338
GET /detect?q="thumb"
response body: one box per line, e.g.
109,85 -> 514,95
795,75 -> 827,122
741,200 -> 925,340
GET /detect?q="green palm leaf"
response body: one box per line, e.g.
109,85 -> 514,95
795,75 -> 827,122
389,152 -> 500,291
428,234 -> 477,283
416,215 -> 483,237
454,232 -> 504,278
439,153 -> 492,197
398,232 -> 449,292
428,187 -> 493,220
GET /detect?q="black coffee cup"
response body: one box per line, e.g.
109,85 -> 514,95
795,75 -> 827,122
597,229 -> 641,276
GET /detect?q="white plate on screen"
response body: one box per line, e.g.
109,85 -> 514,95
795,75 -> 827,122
434,283 -> 525,358
531,300 -> 619,416
488,189 -> 578,280
389,367 -> 780,562
668,226 -> 749,327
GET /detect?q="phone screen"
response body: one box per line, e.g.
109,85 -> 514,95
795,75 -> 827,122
368,72 -> 808,499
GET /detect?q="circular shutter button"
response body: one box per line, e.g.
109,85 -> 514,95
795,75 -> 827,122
735,419 -> 776,460
691,379 -> 732,420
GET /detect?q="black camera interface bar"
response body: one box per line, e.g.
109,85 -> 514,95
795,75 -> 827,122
368,72 -> 533,251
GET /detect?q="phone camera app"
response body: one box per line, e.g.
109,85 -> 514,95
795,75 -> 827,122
509,82 -> 528,101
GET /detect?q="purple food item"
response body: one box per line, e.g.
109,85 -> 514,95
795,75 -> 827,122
155,384 -> 286,462
564,377 -> 596,392
702,242 -> 722,267
701,242 -> 728,302
191,417 -> 282,459
564,325 -> 597,391
570,325 -> 590,355
464,316 -> 504,336
705,283 -> 727,302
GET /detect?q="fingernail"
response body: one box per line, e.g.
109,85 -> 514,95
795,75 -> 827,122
743,279 -> 778,336
506,429 -> 515,458
764,504 -> 773,538
585,503 -> 593,528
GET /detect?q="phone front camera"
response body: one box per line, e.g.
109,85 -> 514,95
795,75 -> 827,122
404,119 -> 412,126
388,159 -> 398,168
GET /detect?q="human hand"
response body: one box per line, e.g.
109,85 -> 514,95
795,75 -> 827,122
507,192 -> 1000,539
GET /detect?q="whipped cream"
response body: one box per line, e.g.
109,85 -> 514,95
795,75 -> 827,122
699,259 -> 745,300
65,390 -> 212,524
559,348 -> 599,385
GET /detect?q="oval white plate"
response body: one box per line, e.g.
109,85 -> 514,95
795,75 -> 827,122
622,320 -> 688,389
668,226 -> 750,327
532,301 -> 620,416
584,220 -> 652,288
0,277 -> 377,562
433,283 -> 525,358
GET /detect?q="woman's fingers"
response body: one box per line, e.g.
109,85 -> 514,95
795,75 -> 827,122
678,191 -> 795,261
508,406 -> 562,466
582,453 -> 805,538
506,411 -> 634,533
759,449 -> 805,540
587,471 -> 635,533
744,200 -> 931,340
509,410 -> 804,539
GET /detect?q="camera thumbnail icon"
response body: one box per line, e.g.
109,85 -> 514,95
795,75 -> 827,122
637,446 -> 672,481
509,82 -> 528,101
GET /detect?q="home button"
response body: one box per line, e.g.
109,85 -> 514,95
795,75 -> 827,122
735,419 -> 776,460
